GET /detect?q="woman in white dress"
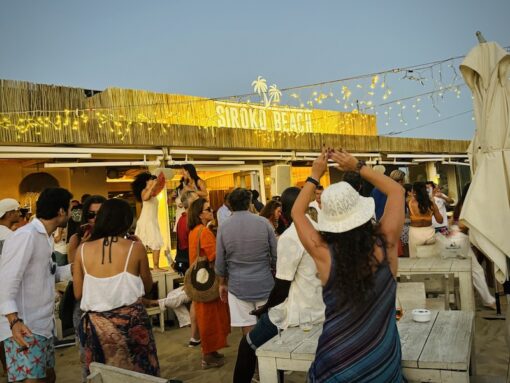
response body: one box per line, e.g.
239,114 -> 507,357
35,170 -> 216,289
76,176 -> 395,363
132,172 -> 165,270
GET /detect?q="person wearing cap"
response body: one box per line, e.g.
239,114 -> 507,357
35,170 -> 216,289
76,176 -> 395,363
0,188 -> 73,383
0,199 -> 20,249
0,198 -> 21,377
292,148 -> 405,382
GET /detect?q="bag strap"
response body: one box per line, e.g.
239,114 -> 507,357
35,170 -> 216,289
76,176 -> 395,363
190,226 -> 206,270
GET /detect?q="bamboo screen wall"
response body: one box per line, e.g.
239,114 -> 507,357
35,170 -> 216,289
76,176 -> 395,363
0,80 -> 469,153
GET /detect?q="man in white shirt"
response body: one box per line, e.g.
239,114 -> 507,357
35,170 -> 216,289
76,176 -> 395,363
308,184 -> 324,212
0,198 -> 21,377
427,182 -> 454,232
233,187 -> 325,383
216,193 -> 232,226
0,188 -> 73,383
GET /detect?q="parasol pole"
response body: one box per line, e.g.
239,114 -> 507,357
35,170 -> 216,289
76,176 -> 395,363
476,31 -> 487,44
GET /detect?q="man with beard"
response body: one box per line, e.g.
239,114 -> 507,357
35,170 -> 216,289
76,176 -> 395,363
0,188 -> 73,383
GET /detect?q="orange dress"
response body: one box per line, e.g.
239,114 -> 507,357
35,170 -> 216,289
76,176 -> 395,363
188,224 -> 230,354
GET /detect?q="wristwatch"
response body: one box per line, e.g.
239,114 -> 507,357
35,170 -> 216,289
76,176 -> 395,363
306,176 -> 320,187
355,160 -> 366,173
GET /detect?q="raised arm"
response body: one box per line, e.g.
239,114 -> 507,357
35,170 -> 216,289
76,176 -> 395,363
291,149 -> 331,284
195,179 -> 208,198
141,179 -> 157,202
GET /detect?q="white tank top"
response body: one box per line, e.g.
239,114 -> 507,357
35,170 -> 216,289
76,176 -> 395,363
79,241 -> 146,312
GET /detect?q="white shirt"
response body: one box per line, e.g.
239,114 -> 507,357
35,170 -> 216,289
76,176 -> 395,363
308,200 -> 321,212
0,225 -> 13,342
0,218 -> 71,340
217,204 -> 232,226
268,217 -> 325,329
433,196 -> 448,228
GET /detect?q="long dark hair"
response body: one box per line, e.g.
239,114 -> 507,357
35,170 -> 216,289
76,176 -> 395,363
454,182 -> 471,221
280,187 -> 300,224
188,198 -> 207,230
413,181 -> 432,214
81,195 -> 107,225
176,177 -> 185,193
131,172 -> 156,202
90,199 -> 134,241
321,220 -> 382,308
182,164 -> 202,190
259,200 -> 281,220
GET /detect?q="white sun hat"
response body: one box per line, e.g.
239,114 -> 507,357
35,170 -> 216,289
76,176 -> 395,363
318,182 -> 375,233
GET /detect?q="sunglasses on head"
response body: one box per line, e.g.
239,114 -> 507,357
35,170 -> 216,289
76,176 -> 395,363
85,211 -> 98,220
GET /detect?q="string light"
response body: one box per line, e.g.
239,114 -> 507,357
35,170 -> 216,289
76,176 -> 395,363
3,46 -> 508,139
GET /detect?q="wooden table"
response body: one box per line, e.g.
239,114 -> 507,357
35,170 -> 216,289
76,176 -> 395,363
150,269 -> 182,321
399,310 -> 475,383
398,257 -> 474,311
256,311 -> 475,383
256,324 -> 322,383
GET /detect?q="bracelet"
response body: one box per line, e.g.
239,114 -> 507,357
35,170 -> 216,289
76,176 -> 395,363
306,176 -> 320,187
9,317 -> 23,330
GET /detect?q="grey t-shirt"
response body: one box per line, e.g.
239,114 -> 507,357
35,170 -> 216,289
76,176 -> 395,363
215,211 -> 277,301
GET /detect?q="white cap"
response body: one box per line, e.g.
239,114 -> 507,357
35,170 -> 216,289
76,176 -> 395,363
0,198 -> 20,218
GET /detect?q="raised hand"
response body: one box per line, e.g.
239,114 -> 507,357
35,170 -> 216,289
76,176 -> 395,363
311,147 -> 329,180
329,149 -> 359,172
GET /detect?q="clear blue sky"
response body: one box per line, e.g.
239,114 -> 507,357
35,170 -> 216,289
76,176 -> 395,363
1,0 -> 508,140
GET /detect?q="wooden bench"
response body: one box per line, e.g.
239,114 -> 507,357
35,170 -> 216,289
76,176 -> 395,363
256,324 -> 322,383
256,311 -> 475,383
87,362 -> 172,383
398,257 -> 474,311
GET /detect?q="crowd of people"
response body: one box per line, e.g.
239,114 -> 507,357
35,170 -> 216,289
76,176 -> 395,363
0,154 -> 497,382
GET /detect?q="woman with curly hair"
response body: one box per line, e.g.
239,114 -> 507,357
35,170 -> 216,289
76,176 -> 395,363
408,181 -> 443,258
292,148 -> 406,382
259,200 -> 282,232
132,172 -> 165,270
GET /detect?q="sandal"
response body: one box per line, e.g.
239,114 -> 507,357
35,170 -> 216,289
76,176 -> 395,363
201,358 -> 224,369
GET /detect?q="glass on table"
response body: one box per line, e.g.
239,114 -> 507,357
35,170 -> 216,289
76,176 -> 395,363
299,309 -> 313,332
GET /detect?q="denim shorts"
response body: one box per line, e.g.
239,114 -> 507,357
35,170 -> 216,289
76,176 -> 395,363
246,312 -> 278,350
4,334 -> 55,382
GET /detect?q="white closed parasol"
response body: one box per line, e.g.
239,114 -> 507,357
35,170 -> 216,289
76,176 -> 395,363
459,33 -> 510,283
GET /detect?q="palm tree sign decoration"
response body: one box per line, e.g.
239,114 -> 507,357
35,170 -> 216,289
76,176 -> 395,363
251,76 -> 282,108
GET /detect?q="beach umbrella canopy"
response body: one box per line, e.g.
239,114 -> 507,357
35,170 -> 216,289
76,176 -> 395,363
460,41 -> 510,283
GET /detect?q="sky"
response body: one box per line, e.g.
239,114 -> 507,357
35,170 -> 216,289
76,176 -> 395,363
0,0 -> 509,140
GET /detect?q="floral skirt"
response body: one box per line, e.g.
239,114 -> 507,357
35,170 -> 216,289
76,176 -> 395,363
79,299 -> 160,376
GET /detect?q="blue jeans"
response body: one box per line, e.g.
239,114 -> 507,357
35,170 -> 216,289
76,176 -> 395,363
233,312 -> 279,383
246,312 -> 278,349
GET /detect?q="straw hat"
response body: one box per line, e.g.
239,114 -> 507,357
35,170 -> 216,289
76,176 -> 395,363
318,182 -> 375,233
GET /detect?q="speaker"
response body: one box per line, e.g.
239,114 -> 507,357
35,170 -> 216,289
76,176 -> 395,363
270,165 -> 291,196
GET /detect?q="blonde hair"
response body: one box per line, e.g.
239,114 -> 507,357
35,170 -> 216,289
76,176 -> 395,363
390,169 -> 406,183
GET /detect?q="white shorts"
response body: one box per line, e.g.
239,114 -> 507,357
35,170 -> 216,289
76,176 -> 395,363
228,291 -> 267,327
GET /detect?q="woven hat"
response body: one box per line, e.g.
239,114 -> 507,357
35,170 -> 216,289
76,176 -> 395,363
318,182 -> 375,233
0,198 -> 20,218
